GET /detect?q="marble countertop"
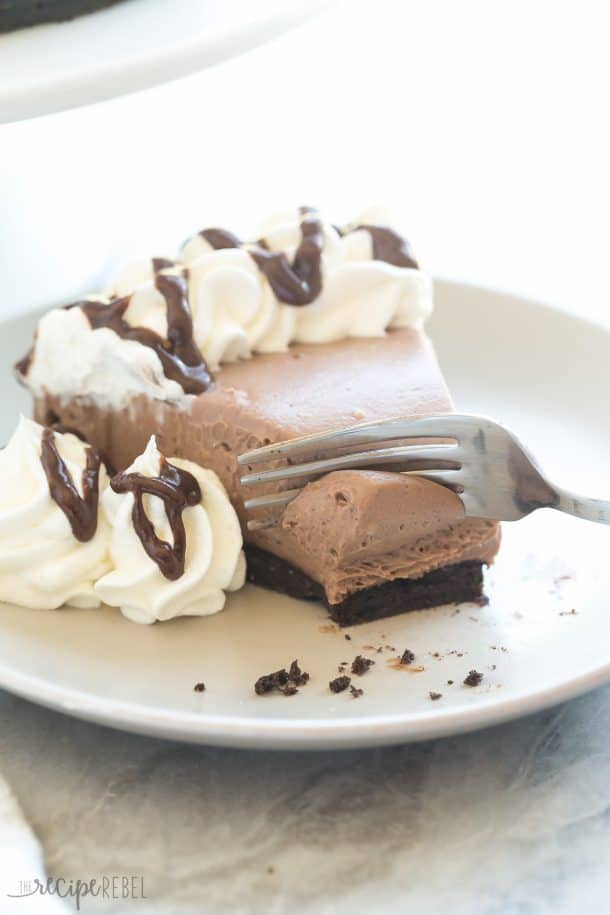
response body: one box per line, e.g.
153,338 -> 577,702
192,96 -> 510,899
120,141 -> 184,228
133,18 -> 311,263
2,0 -> 610,912
4,686 -> 610,914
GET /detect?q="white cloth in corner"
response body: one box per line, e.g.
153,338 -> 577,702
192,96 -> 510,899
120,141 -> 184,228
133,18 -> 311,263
0,773 -> 68,914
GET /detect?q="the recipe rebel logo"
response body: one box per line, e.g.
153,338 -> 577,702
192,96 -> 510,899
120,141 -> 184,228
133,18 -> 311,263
7,875 -> 147,910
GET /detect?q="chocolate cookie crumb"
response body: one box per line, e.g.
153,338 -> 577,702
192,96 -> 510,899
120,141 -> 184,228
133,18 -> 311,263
254,672 -> 280,695
351,655 -> 374,676
288,659 -> 310,686
429,691 -> 442,701
193,682 -> 206,693
254,660 -> 310,696
329,675 -> 351,693
350,685 -> 364,698
464,669 -> 484,687
400,649 -> 415,665
345,633 -> 352,640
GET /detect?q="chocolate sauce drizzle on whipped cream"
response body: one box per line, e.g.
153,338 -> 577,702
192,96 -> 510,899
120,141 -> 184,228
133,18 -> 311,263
201,208 -> 324,307
80,272 -> 211,395
198,209 -> 418,305
41,427 -> 102,542
151,257 -> 177,274
111,456 -> 202,580
14,345 -> 34,379
14,210 -> 420,388
350,225 -> 419,269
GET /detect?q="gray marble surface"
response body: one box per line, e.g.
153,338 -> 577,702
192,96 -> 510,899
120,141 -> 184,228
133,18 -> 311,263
3,685 -> 610,914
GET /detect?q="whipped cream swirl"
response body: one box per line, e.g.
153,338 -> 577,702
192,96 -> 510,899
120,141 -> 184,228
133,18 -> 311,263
23,299 -> 189,408
95,437 -> 245,624
180,208 -> 433,365
0,417 -> 111,610
18,208 -> 433,406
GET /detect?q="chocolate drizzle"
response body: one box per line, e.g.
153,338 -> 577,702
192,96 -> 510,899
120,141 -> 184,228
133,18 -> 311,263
201,210 -> 324,306
152,256 -> 177,274
50,423 -> 116,476
198,210 -> 418,305
352,224 -> 419,269
14,348 -> 33,379
250,210 -> 323,306
40,428 -> 102,542
200,228 -> 241,251
111,456 -> 201,580
16,211 -> 420,386
80,272 -> 211,395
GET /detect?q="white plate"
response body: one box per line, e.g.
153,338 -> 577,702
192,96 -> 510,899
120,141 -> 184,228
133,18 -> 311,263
0,0 -> 325,123
1,280 -> 609,749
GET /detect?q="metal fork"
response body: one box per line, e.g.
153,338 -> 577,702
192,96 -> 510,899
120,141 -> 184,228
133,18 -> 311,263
238,413 -> 610,531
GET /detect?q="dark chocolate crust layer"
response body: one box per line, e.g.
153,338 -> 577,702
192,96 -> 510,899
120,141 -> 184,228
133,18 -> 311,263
0,0 -> 123,32
245,545 -> 486,627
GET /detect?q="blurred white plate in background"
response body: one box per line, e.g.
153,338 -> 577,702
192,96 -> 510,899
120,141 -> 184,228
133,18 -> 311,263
0,280 -> 609,749
0,0 -> 326,123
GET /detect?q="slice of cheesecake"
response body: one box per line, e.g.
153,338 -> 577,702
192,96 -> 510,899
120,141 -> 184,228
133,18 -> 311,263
17,209 -> 500,625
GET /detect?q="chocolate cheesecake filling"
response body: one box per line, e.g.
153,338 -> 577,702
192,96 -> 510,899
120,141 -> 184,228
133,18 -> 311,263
110,456 -> 201,581
40,427 -> 102,542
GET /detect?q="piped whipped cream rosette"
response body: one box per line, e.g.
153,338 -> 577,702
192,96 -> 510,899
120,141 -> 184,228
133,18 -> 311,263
180,208 -> 433,358
20,272 -> 211,409
16,208 -> 433,412
95,436 -> 245,624
0,417 -> 111,610
0,419 -> 245,622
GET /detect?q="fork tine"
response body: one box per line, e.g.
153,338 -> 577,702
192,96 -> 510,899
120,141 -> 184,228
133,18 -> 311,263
246,518 -> 280,531
237,413 -> 466,466
240,443 -> 461,487
401,469 -> 464,489
243,488 -> 302,511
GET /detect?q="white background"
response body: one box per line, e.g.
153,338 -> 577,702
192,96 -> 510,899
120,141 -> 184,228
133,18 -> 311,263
2,0 -> 609,324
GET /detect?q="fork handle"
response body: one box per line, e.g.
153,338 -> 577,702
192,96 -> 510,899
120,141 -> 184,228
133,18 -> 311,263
555,487 -> 610,525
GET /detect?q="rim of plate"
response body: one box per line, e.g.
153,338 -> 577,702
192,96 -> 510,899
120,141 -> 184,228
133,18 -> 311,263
1,653 -> 610,749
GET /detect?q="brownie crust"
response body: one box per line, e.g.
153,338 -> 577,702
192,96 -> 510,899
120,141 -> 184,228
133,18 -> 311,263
245,544 -> 486,627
